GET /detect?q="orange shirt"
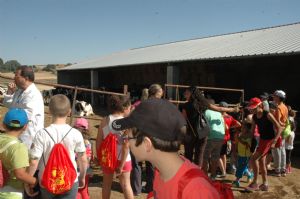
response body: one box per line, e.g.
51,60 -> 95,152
153,158 -> 220,199
275,103 -> 288,126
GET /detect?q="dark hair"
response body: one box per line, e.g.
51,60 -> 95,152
131,127 -> 185,152
190,87 -> 209,112
290,120 -> 296,132
3,123 -> 24,131
16,66 -> 35,82
108,95 -> 131,113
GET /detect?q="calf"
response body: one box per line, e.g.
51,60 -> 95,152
74,100 -> 94,116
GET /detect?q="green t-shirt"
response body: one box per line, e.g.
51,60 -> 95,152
204,109 -> 225,140
0,133 -> 29,191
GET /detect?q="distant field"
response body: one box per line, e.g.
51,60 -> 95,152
0,71 -> 57,91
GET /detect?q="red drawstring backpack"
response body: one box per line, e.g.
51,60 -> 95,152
42,128 -> 77,195
0,140 -> 17,188
97,132 -> 118,173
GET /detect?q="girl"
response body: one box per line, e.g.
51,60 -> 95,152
246,97 -> 282,192
74,118 -> 92,199
96,95 -> 134,199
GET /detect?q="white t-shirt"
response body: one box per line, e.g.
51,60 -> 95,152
30,124 -> 86,183
102,115 -> 131,162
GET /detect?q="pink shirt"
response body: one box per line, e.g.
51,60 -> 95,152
153,158 -> 220,199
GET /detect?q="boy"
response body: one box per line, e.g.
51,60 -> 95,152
112,98 -> 219,199
0,108 -> 37,199
28,94 -> 88,198
232,121 -> 254,187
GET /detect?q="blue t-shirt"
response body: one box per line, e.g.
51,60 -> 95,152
204,109 -> 225,140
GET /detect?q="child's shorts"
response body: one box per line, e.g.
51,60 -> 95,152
257,138 -> 273,157
102,160 -> 132,174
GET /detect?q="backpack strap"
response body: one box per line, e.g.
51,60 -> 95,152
60,127 -> 73,143
42,127 -> 73,166
43,128 -> 56,144
186,117 -> 197,137
178,168 -> 206,199
0,140 -> 18,153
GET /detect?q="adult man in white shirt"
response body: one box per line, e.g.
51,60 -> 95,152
3,66 -> 44,149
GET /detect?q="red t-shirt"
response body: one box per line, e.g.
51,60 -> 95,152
153,158 -> 220,199
223,115 -> 239,142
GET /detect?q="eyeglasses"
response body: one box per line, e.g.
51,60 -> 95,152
122,135 -> 137,141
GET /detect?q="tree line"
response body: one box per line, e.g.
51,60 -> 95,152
0,58 -> 72,74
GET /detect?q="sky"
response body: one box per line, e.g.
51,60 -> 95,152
0,0 -> 300,65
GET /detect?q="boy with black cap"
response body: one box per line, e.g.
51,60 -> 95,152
112,98 -> 219,199
0,108 -> 37,199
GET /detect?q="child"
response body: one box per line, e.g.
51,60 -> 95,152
246,97 -> 282,192
28,94 -> 88,199
272,90 -> 289,177
112,98 -> 220,199
74,118 -> 92,199
219,101 -> 241,178
232,121 -> 254,187
285,108 -> 296,174
96,95 -> 134,199
0,108 -> 37,199
203,99 -> 225,180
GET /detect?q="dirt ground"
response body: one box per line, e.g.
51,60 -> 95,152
1,71 -> 300,198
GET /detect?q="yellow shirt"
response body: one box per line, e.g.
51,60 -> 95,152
237,136 -> 252,157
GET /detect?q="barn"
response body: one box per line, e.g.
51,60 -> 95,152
57,22 -> 300,110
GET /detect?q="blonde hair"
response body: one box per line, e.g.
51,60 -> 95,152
141,88 -> 149,101
49,94 -> 71,117
148,84 -> 162,98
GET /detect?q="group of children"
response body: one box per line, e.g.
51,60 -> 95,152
0,86 -> 296,199
184,89 -> 296,192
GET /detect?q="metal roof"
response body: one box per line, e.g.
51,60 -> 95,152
61,22 -> 300,71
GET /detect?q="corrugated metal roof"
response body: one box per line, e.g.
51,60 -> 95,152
61,22 -> 300,71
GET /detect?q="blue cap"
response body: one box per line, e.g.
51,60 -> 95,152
3,108 -> 29,128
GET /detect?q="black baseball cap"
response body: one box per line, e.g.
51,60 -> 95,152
112,98 -> 186,141
260,92 -> 269,100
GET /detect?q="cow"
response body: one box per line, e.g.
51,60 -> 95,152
42,87 -> 74,105
41,89 -> 53,105
74,100 -> 94,116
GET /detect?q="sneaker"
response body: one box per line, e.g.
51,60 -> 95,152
247,172 -> 254,183
245,183 -> 259,192
259,184 -> 269,191
232,181 -> 240,188
281,170 -> 287,177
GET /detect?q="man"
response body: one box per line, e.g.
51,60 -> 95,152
3,66 -> 44,149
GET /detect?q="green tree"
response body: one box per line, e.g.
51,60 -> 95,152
3,60 -> 21,72
42,64 -> 56,71
0,58 -> 3,66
